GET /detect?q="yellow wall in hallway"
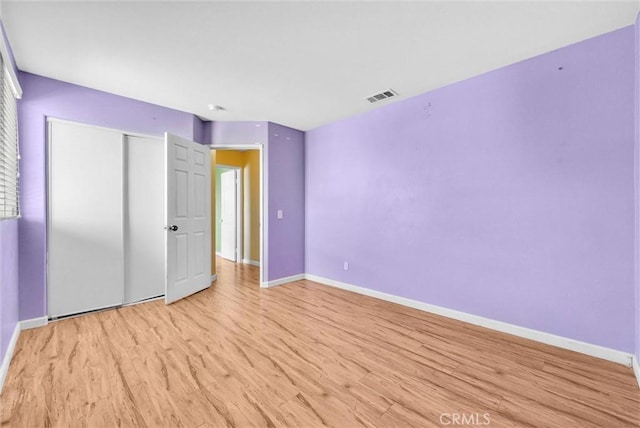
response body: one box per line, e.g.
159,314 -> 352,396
216,149 -> 246,167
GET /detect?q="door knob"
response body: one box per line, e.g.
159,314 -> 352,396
169,225 -> 179,231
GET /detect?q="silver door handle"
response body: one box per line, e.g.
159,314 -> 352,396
169,225 -> 179,231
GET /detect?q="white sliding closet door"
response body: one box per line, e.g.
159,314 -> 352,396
125,135 -> 164,303
48,120 -> 125,318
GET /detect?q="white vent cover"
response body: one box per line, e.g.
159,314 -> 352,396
366,89 -> 398,103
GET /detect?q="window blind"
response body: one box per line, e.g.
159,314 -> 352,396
0,51 -> 19,219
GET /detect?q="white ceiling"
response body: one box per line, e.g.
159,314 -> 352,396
2,1 -> 639,131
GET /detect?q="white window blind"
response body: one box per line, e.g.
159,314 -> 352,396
0,50 -> 19,219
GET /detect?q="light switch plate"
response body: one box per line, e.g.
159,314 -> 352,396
277,210 -> 283,219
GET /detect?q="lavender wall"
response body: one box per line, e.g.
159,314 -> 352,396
209,120 -> 305,281
0,20 -> 20,365
18,72 -> 198,320
0,220 -> 19,363
268,123 -> 305,280
635,14 -> 640,364
306,27 -> 636,352
192,116 -> 207,145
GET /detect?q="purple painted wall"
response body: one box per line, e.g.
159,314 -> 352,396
210,120 -> 305,281
268,123 -> 305,280
192,116 -> 207,145
635,14 -> 640,364
0,20 -> 20,366
0,220 -> 19,363
306,27 -> 636,352
18,72 -> 197,320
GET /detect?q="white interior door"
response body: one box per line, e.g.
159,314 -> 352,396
165,133 -> 212,304
125,135 -> 165,303
48,120 -> 125,317
220,169 -> 237,261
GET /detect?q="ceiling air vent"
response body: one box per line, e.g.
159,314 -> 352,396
366,89 -> 398,104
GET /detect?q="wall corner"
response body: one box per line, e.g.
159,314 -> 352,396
634,12 -> 640,367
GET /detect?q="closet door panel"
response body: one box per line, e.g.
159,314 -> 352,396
48,121 -> 125,318
125,135 -> 164,303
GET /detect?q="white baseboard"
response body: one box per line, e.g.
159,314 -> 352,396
215,251 -> 222,256
242,259 -> 260,267
1,316 -> 50,393
0,322 -> 20,393
262,273 -> 305,288
633,356 -> 640,390
211,274 -> 218,283
20,316 -> 48,330
304,274 -> 634,367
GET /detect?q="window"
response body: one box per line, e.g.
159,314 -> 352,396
0,50 -> 19,219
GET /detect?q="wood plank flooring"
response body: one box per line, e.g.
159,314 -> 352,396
1,258 -> 639,427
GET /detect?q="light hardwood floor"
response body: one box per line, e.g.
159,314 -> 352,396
2,258 -> 639,427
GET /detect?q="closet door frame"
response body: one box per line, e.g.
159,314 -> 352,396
46,118 -> 163,318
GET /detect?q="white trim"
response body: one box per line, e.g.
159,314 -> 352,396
211,274 -> 218,283
633,356 -> 640,390
243,259 -> 260,267
262,144 -> 268,286
0,317 -> 43,392
262,273 -> 305,288
20,316 -> 48,330
0,322 -> 20,393
304,274 -> 634,367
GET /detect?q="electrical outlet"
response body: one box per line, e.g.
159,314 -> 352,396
343,262 -> 349,271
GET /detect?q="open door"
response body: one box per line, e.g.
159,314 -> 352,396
220,169 -> 238,262
165,133 -> 212,304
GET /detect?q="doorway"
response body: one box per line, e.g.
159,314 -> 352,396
216,166 -> 241,262
211,146 -> 264,286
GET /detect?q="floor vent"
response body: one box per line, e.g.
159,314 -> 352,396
366,89 -> 398,103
